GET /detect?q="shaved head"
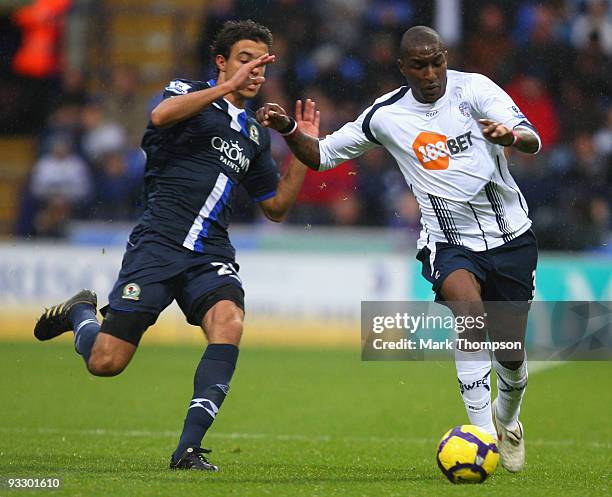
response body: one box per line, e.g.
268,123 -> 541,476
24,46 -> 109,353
397,26 -> 448,103
399,26 -> 444,59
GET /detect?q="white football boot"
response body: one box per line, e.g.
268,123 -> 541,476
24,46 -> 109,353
492,399 -> 525,472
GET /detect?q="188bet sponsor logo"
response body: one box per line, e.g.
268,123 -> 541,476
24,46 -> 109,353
412,130 -> 473,170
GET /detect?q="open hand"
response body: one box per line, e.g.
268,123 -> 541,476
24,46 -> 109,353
479,119 -> 514,146
295,99 -> 320,137
228,53 -> 276,92
256,99 -> 320,137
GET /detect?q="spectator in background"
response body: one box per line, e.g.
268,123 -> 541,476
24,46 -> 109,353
366,0 -> 413,30
5,0 -> 611,251
594,106 -> 612,157
565,131 -> 608,186
514,4 -> 576,98
287,86 -> 359,225
290,158 -> 357,225
31,196 -> 72,237
101,64 -> 150,148
463,3 -> 515,82
510,150 -> 557,216
589,196 -> 611,248
545,131 -> 610,249
363,32 -> 404,97
37,102 -> 82,156
257,0 -> 319,54
30,134 -> 91,202
330,195 -> 360,226
55,67 -> 88,108
80,98 -> 126,163
556,80 -> 594,141
540,194 -> 610,250
90,152 -> 139,221
572,30 -> 611,99
355,148 -> 393,226
28,134 -> 91,236
505,73 -> 560,148
389,189 -> 421,234
316,0 -> 367,51
571,0 -> 612,55
10,0 -> 71,134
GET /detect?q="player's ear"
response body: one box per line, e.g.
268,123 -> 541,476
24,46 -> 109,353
215,54 -> 227,74
397,58 -> 407,77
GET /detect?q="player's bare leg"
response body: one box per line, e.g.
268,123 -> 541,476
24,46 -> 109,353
87,333 -> 137,376
203,300 -> 244,345
441,270 -> 496,437
488,306 -> 528,472
34,289 -> 140,377
171,299 -> 244,471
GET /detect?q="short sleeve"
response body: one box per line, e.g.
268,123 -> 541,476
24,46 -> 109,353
241,127 -> 279,202
468,74 -> 533,129
468,73 -> 541,151
319,106 -> 380,171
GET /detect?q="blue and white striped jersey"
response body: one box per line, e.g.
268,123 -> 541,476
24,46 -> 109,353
138,79 -> 279,258
319,70 -> 541,253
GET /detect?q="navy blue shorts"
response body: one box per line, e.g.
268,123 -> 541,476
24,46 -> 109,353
106,225 -> 244,327
416,229 -> 538,302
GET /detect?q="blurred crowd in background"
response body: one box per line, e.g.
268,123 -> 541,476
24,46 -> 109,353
1,0 -> 611,251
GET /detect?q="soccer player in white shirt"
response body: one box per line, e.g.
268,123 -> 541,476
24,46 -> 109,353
257,26 -> 541,473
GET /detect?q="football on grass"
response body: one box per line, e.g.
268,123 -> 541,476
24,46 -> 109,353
436,424 -> 499,483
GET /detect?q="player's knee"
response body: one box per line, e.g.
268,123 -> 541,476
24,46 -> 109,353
441,269 -> 482,302
204,303 -> 244,344
210,314 -> 243,343
87,352 -> 128,377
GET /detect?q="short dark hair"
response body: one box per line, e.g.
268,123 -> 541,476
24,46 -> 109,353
399,26 -> 444,59
211,19 -> 273,61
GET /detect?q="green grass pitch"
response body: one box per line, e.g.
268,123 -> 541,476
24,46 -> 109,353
1,341 -> 610,496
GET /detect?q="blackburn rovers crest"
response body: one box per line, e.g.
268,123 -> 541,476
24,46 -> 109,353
122,283 -> 141,301
249,124 -> 260,145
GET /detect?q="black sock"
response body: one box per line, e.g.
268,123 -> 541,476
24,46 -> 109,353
173,344 -> 239,461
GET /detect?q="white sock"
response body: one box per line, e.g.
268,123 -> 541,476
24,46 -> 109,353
494,359 -> 528,431
455,347 -> 496,437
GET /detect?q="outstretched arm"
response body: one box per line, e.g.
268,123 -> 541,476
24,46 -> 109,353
151,53 -> 276,128
478,119 -> 540,154
256,103 -> 321,170
259,99 -> 320,222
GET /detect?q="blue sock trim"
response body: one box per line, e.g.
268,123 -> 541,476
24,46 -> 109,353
203,344 -> 239,365
173,345 -> 238,461
74,321 -> 100,363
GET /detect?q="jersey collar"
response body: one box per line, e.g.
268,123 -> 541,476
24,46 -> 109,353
407,85 -> 449,110
208,79 -> 249,138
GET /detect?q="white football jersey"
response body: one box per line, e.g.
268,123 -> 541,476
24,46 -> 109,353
319,70 -> 541,253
